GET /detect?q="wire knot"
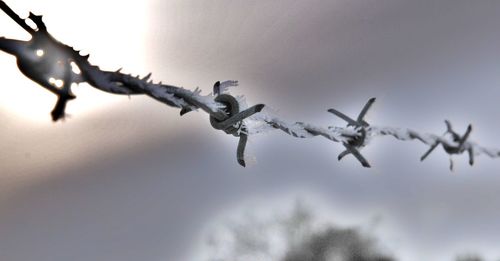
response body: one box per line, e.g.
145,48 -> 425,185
209,91 -> 265,167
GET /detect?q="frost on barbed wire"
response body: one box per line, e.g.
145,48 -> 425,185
369,126 -> 500,158
1,0 -> 499,170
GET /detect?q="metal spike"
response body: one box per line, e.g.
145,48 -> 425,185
142,73 -> 152,81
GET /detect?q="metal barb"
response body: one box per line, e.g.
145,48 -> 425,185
1,2 -> 498,170
420,120 -> 474,170
209,93 -> 265,166
328,98 -> 375,168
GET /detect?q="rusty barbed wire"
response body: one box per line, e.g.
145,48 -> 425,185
1,1 -> 499,170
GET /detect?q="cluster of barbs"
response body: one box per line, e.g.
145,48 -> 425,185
328,98 -> 474,171
0,1 -> 498,170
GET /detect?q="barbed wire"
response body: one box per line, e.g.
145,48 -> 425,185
1,1 -> 499,170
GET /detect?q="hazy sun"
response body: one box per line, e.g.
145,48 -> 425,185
0,0 -> 150,123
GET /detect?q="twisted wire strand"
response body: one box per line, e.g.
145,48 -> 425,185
368,126 -> 500,157
1,1 -> 499,168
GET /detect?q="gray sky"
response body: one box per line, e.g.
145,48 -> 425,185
2,0 -> 500,260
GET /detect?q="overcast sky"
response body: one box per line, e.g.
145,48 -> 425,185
2,1 -> 500,260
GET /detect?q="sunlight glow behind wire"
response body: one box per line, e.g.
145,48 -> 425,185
0,0 -> 150,123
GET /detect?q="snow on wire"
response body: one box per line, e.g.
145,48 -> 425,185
0,1 -> 499,170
